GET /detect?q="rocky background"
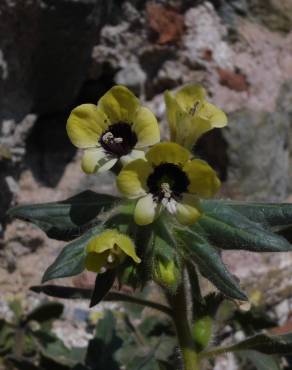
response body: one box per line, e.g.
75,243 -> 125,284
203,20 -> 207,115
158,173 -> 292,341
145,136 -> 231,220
1,0 -> 292,368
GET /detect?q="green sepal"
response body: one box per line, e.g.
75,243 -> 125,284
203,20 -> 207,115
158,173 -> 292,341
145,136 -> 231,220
176,227 -> 248,301
42,225 -> 103,283
192,316 -> 213,351
8,190 -> 118,241
197,201 -> 292,252
152,234 -> 181,293
90,270 -> 116,308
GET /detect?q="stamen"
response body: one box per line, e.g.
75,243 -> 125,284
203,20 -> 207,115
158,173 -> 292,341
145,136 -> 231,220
102,131 -> 123,144
166,198 -> 177,214
102,132 -> 114,143
107,254 -> 115,264
161,182 -> 172,198
100,267 -> 107,273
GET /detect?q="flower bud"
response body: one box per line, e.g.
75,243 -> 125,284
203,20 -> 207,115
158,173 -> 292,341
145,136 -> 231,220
85,229 -> 141,273
153,258 -> 181,292
192,316 -> 213,350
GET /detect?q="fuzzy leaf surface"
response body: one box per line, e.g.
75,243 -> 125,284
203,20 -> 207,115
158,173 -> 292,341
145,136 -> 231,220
223,332 -> 292,354
8,190 -> 118,240
176,228 -> 247,301
42,225 -> 103,282
203,200 -> 292,228
197,201 -> 292,252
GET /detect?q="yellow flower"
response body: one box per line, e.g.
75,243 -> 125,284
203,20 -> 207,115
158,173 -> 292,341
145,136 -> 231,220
67,85 -> 160,174
164,84 -> 227,149
116,142 -> 220,226
85,229 -> 141,273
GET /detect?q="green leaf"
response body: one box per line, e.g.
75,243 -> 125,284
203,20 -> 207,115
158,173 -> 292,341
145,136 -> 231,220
0,320 -> 14,355
197,201 -> 292,252
211,200 -> 292,228
127,351 -> 160,370
86,311 -> 122,370
42,225 -> 103,282
176,228 -> 248,301
90,270 -> 116,308
25,302 -> 64,323
239,350 -> 281,370
9,300 -> 23,322
152,216 -> 176,248
30,285 -> 92,299
8,190 -> 118,241
223,332 -> 292,354
33,330 -> 85,367
6,357 -> 42,370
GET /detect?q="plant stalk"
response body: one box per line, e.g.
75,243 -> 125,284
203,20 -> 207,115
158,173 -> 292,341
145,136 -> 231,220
168,281 -> 200,370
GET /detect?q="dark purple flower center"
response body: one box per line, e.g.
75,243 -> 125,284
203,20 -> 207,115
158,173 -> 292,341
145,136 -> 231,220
99,122 -> 137,157
147,163 -> 190,201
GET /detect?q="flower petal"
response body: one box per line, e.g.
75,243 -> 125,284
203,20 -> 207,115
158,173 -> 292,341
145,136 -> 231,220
175,84 -> 206,112
183,159 -> 221,198
145,142 -> 191,167
134,194 -> 157,225
85,251 -> 109,273
67,104 -> 109,148
132,106 -> 160,147
117,234 -> 141,263
81,148 -> 117,174
175,116 -> 210,149
86,230 -> 117,254
175,194 -> 202,225
116,159 -> 153,198
200,101 -> 228,128
120,149 -> 146,166
164,90 -> 184,142
97,85 -> 140,123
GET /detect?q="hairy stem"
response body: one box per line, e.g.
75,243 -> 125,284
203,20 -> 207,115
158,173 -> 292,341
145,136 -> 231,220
106,291 -> 173,316
168,282 -> 200,370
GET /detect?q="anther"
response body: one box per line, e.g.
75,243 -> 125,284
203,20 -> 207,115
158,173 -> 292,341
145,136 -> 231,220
107,254 -> 115,264
113,137 -> 123,143
102,132 -> 114,143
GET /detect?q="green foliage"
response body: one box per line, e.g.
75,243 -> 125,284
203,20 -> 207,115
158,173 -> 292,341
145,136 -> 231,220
25,302 -> 64,324
42,225 -> 104,283
8,191 -> 118,241
89,270 -> 116,308
8,190 -> 292,368
223,333 -> 292,354
0,300 -> 68,369
198,201 -> 292,252
8,190 -> 292,312
239,350 -> 281,370
30,285 -> 92,300
177,227 -> 248,301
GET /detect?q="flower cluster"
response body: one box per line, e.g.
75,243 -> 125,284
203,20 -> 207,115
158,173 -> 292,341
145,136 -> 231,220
67,84 -> 227,276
